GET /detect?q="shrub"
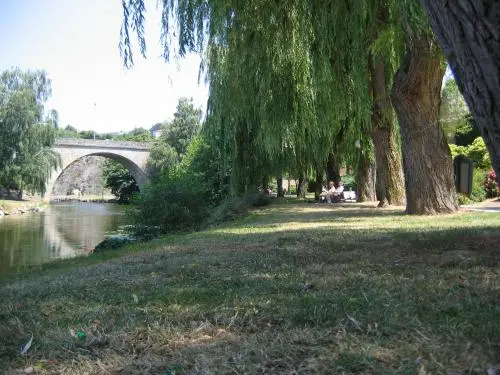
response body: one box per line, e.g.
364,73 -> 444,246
450,137 -> 491,169
208,192 -> 271,225
457,193 -> 472,206
342,173 -> 356,191
131,170 -> 211,238
468,168 -> 488,203
484,169 -> 498,198
208,197 -> 250,225
131,133 -> 272,238
247,192 -> 271,207
130,134 -> 229,238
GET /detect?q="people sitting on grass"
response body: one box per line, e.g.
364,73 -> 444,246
319,181 -> 344,203
319,181 -> 345,203
328,181 -> 344,203
320,181 -> 335,203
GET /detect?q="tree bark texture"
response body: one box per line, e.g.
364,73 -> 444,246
326,152 -> 341,183
420,0 -> 500,183
314,169 -> 323,200
370,55 -> 406,207
391,39 -> 457,214
262,176 -> 269,190
356,151 -> 377,202
233,121 -> 253,196
276,177 -> 284,197
297,176 -> 307,198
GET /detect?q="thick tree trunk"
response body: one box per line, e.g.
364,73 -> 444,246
391,39 -> 457,214
420,1 -> 500,184
262,176 -> 269,191
276,177 -> 284,197
233,121 -> 253,196
370,55 -> 406,207
314,169 -> 323,201
326,153 -> 341,183
356,151 -> 376,202
297,175 -> 307,198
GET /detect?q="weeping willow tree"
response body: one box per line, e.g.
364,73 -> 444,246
368,0 -> 405,207
421,0 -> 500,186
162,1 -> 371,197
0,69 -> 61,196
120,0 -> 457,213
390,0 -> 457,214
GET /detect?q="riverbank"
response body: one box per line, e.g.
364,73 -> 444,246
1,201 -> 500,374
0,199 -> 46,216
49,194 -> 117,203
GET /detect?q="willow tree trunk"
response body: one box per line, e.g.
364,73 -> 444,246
233,121 -> 254,196
297,175 -> 307,198
370,55 -> 406,207
356,151 -> 376,202
326,153 -> 341,183
276,177 -> 284,197
262,176 -> 269,191
314,169 -> 323,201
391,39 -> 457,215
420,0 -> 500,184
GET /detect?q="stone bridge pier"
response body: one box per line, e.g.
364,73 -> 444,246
45,138 -> 151,201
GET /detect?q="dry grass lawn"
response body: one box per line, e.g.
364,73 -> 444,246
1,200 -> 500,374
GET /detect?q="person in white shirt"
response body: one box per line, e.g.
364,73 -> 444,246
320,181 -> 334,203
328,181 -> 344,203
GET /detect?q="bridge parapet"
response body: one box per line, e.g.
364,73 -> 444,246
46,138 -> 152,201
55,138 -> 152,151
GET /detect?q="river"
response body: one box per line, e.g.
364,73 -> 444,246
0,203 -> 129,275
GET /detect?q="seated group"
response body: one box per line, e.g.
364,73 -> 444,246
320,181 -> 345,203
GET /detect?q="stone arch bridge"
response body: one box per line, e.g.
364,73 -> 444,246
46,138 -> 151,201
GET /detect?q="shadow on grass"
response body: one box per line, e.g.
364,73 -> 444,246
1,203 -> 500,373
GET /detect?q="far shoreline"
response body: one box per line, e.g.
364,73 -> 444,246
0,195 -> 121,216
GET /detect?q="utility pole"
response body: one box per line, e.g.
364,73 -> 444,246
93,102 -> 97,140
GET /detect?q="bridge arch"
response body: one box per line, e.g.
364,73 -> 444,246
45,138 -> 151,201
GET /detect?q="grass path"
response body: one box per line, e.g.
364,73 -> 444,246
1,201 -> 500,374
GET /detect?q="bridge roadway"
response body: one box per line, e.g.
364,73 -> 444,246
45,138 -> 152,201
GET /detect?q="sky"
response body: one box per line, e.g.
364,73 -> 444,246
0,0 -> 209,133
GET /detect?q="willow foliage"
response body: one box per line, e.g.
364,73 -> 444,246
120,0 -> 432,193
0,69 -> 60,195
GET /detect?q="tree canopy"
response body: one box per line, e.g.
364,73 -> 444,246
0,68 -> 60,195
147,97 -> 202,176
163,97 -> 202,157
440,78 -> 470,142
119,1 -> 487,213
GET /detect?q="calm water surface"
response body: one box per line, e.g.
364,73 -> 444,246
0,203 -> 128,275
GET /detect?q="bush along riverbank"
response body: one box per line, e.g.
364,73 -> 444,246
1,201 -> 500,374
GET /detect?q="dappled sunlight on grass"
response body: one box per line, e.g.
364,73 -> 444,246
1,201 -> 500,373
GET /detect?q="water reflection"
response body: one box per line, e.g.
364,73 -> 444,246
0,203 -> 128,275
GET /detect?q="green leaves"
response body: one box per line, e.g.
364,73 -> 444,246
146,97 -> 202,177
164,97 -> 203,157
119,0 -> 439,195
102,160 -> 139,203
0,69 -> 60,195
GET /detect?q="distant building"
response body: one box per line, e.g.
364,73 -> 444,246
150,123 -> 163,138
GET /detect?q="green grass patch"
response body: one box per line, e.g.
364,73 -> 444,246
1,202 -> 500,374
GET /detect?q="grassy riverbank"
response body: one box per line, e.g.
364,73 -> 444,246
0,199 -> 46,214
1,201 -> 500,374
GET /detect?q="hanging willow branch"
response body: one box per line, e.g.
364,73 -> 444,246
120,0 -> 147,68
120,0 -> 437,192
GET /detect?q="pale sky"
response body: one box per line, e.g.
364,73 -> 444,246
0,0 -> 209,133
